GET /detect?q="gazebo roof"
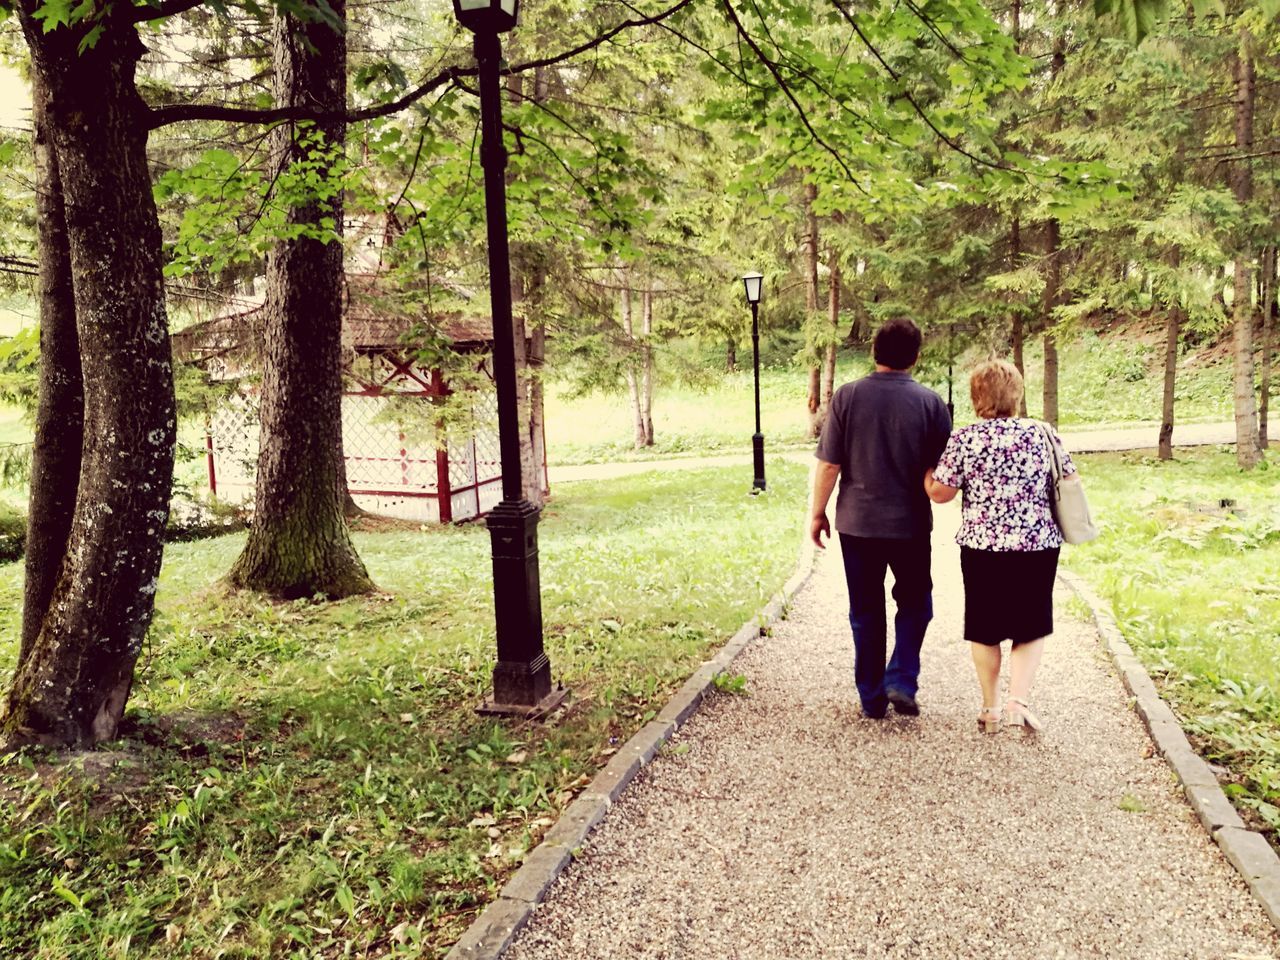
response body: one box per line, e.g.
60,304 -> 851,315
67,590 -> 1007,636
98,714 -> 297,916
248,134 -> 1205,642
172,272 -> 496,363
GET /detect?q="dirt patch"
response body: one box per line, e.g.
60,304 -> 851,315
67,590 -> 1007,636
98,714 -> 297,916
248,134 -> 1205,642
150,708 -> 248,746
0,748 -> 152,809
347,512 -> 432,534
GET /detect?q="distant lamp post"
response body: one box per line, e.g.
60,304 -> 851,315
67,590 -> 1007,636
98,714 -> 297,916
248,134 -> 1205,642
742,271 -> 766,493
454,0 -> 563,716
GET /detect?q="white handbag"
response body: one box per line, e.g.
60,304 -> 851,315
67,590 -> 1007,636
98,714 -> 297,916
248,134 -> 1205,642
1034,421 -> 1099,545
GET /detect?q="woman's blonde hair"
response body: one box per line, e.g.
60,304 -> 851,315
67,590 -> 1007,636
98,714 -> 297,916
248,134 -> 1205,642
970,359 -> 1024,419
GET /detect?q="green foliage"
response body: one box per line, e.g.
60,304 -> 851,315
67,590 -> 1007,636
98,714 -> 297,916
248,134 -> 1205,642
155,127 -> 347,280
1065,447 -> 1280,841
711,672 -> 749,696
0,499 -> 23,562
1094,0 -> 1169,43
0,326 -> 37,413
0,462 -> 808,956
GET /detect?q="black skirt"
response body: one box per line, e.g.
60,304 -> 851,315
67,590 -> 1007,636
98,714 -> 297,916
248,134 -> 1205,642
960,546 -> 1060,646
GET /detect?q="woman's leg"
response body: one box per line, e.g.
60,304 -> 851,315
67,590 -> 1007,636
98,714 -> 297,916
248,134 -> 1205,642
970,641 -> 1002,708
1008,637 -> 1045,702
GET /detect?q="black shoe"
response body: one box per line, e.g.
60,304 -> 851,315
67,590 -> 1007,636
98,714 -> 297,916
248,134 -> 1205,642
887,689 -> 919,716
862,705 -> 887,720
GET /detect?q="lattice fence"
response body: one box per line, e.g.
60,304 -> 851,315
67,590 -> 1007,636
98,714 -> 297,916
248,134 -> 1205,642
206,388 -> 503,523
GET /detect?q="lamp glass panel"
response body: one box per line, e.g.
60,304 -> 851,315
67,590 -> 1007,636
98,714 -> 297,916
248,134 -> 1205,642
742,273 -> 763,303
501,0 -> 517,13
457,0 -> 489,9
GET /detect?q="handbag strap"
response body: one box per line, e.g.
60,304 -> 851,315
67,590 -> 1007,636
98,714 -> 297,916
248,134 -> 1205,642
1033,420 -> 1063,485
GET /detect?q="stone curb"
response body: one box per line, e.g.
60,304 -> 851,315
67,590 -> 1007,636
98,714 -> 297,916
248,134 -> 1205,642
1059,569 -> 1280,929
445,539 -> 819,960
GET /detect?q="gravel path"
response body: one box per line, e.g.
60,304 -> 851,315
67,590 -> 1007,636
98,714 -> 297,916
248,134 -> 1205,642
507,504 -> 1279,960
547,421 -> 1236,485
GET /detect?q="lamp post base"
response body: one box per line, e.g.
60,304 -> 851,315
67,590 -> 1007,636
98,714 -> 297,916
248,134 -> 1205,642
752,432 -> 766,492
477,684 -> 568,719
485,499 -> 560,711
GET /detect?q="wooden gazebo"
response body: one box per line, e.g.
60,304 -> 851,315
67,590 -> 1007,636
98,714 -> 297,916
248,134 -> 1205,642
175,275 -> 547,523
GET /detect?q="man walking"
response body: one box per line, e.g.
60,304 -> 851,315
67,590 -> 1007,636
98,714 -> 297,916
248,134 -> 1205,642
810,318 -> 951,719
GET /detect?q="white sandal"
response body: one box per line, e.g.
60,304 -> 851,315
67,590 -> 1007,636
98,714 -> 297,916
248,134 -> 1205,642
1006,697 -> 1044,733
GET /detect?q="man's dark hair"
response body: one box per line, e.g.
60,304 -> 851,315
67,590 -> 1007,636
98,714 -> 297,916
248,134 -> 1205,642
873,318 -> 922,370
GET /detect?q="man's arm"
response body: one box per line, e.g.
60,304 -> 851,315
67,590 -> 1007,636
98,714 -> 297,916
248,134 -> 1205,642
810,460 -> 841,548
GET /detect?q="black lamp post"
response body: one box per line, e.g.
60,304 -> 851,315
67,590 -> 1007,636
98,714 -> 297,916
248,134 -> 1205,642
454,0 -> 563,716
742,271 -> 766,493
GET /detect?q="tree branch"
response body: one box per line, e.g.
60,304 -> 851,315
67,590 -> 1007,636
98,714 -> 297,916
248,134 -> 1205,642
0,255 -> 38,277
829,0 -> 1019,176
147,0 -> 698,129
129,0 -> 205,23
720,0 -> 866,193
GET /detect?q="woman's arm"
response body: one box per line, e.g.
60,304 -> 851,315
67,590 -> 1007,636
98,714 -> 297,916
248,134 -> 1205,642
924,467 -> 959,504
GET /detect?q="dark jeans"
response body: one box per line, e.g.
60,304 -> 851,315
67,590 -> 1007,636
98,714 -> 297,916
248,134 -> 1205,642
838,533 -> 934,713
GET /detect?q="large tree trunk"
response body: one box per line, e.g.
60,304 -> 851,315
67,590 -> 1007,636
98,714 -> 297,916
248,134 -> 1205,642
1261,244 -> 1276,448
640,283 -> 654,447
19,74 -> 83,668
1159,248 -> 1183,461
1230,32 -> 1260,469
803,180 -> 821,437
5,9 -> 177,747
726,337 -> 737,373
226,0 -> 374,599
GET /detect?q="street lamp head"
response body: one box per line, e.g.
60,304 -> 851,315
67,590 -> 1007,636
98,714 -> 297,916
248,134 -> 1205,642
742,271 -> 764,305
452,0 -> 519,33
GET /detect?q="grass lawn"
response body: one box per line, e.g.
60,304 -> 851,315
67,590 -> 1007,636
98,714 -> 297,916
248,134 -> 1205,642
0,461 -> 809,958
544,331 -> 1235,465
1064,446 -> 1280,841
543,354 -> 869,465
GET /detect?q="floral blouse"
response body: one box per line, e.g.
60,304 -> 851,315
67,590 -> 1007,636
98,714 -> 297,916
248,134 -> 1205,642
931,417 -> 1077,552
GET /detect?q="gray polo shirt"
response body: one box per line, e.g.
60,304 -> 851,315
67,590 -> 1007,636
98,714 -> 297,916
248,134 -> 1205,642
815,371 -> 952,539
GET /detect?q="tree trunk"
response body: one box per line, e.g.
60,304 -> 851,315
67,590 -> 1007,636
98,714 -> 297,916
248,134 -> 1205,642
1009,0 -> 1027,418
1261,244 -> 1276,449
1041,37 -> 1065,428
335,299 -> 363,519
226,0 -> 374,599
527,64 -> 551,503
5,11 -> 177,747
1011,218 -> 1027,417
1159,249 -> 1183,461
726,337 -> 737,373
819,254 -> 839,427
339,454 -> 365,518
1230,31 -> 1260,469
640,283 -> 654,446
620,276 -> 644,449
1042,218 -> 1061,428
19,75 -> 84,668
803,180 -> 821,437
528,319 -> 548,500
510,68 -> 551,503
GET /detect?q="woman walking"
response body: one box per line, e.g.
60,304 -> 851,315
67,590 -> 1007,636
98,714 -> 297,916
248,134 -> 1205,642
924,360 -> 1078,734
